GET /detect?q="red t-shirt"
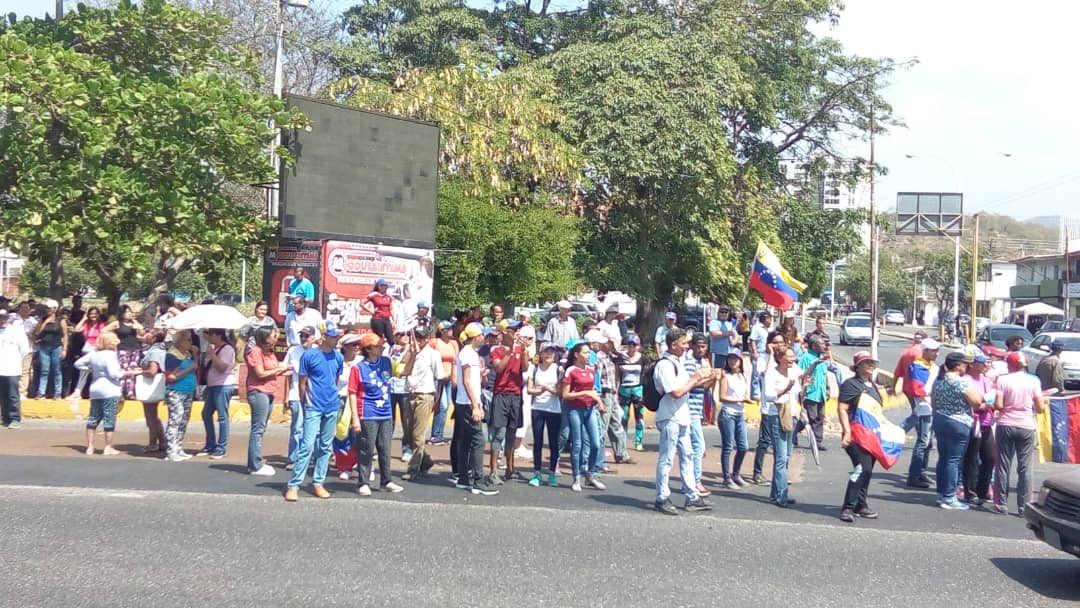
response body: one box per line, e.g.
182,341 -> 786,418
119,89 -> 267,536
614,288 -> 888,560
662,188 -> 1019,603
367,292 -> 393,320
893,344 -> 922,384
563,365 -> 598,409
245,345 -> 280,394
490,345 -> 525,395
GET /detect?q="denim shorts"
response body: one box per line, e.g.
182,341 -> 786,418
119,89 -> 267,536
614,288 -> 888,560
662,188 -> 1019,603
87,397 -> 120,431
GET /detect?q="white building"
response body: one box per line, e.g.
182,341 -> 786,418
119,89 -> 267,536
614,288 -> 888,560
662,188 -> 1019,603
975,261 -> 1016,323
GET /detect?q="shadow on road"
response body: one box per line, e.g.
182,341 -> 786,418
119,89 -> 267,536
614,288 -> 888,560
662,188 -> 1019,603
990,557 -> 1080,600
209,463 -> 251,475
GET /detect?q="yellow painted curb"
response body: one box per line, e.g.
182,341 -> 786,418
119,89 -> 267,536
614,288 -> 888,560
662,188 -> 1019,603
21,398 -> 293,425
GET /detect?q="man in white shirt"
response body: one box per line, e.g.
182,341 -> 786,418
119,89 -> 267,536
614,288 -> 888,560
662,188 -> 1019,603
747,311 -> 773,400
453,323 -> 498,496
285,296 -> 324,347
654,311 -> 678,355
596,307 -> 623,348
0,309 -> 30,428
654,327 -> 714,515
401,326 -> 445,480
541,300 -> 579,349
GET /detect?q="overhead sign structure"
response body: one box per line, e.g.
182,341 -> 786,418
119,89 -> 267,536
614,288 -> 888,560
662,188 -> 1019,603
895,192 -> 964,237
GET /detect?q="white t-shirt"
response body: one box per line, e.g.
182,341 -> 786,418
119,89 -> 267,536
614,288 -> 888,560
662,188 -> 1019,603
750,324 -> 770,366
285,308 -> 323,347
407,345 -> 443,394
455,345 -> 482,405
285,345 -> 304,403
655,353 -> 691,425
530,363 -> 561,413
763,366 -> 803,418
597,320 -> 622,348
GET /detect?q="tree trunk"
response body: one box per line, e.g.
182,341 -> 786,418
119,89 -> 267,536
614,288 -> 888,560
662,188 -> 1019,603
48,245 -> 64,300
102,282 -> 123,318
637,298 -> 669,357
147,255 -> 191,308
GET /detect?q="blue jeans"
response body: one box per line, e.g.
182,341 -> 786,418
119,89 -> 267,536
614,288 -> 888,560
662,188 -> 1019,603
37,344 -> 62,397
202,385 -> 234,454
431,380 -> 452,441
246,389 -> 272,472
86,397 -> 120,431
392,393 -> 409,451
933,414 -> 971,502
719,409 -> 748,479
287,399 -> 303,464
287,408 -> 340,488
558,406 -> 570,453
906,414 -> 933,482
767,414 -> 794,504
567,407 -> 601,478
655,418 -> 698,502
750,358 -> 762,400
689,417 -> 704,486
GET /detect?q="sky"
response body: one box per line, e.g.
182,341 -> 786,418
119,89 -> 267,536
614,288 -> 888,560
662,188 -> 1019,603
7,0 -> 1079,220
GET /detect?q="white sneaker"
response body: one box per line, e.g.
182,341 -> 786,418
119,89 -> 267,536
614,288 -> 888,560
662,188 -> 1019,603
250,464 -> 276,476
514,447 -> 532,459
164,453 -> 187,462
357,484 -> 373,496
102,446 -> 120,456
571,477 -> 582,492
338,471 -> 351,481
383,481 -> 404,493
177,451 -> 193,461
587,476 -> 607,490
401,452 -> 412,463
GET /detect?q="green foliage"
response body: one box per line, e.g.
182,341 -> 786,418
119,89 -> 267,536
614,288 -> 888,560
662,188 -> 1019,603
838,249 -> 914,312
775,202 -> 864,297
0,1 -> 305,309
436,182 -> 580,310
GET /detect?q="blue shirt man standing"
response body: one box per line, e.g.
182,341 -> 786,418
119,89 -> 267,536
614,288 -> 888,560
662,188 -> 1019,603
287,266 -> 315,313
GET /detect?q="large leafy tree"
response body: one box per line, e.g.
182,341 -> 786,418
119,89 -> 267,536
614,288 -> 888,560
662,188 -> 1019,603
0,0 -> 304,312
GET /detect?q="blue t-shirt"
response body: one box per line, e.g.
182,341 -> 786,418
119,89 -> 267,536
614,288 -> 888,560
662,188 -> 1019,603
300,348 -> 344,413
588,350 -> 601,392
287,277 -> 315,312
355,357 -> 393,420
708,319 -> 735,356
165,352 -> 196,395
798,351 -> 829,402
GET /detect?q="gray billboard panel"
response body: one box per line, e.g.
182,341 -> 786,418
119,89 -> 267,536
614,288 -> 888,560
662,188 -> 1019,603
895,192 -> 964,236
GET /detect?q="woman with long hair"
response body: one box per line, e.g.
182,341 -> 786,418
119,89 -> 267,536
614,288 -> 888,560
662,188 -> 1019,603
105,305 -> 144,399
198,328 -> 237,459
527,344 -> 562,487
76,333 -> 139,455
245,327 -> 290,476
240,301 -> 277,356
719,352 -> 753,489
931,351 -> 982,510
32,299 -> 67,399
561,341 -> 606,492
617,335 -> 646,452
68,306 -> 106,399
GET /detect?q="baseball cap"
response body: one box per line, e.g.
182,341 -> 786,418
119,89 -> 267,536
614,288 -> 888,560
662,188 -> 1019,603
413,325 -> 433,339
604,306 -> 618,316
439,320 -> 453,330
557,300 -> 572,310
375,278 -> 389,287
323,320 -> 342,338
921,338 -> 942,351
518,310 -> 532,319
665,311 -> 678,320
459,322 -> 484,341
416,300 -> 429,309
584,329 -> 607,344
502,319 -> 522,330
690,333 -> 708,346
358,333 -> 382,348
299,325 -> 318,337
625,334 -> 641,345
850,351 -> 879,370
945,351 -> 968,367
971,352 -> 989,364
339,334 -> 362,347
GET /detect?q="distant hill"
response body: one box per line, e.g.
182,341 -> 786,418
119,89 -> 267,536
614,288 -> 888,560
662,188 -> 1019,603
879,212 -> 1059,266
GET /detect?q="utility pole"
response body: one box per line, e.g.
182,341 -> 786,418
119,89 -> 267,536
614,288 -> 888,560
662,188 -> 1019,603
952,235 -> 960,340
55,0 -> 63,19
829,262 -> 837,321
869,105 -> 879,361
1066,228 -> 1072,318
970,214 -> 979,342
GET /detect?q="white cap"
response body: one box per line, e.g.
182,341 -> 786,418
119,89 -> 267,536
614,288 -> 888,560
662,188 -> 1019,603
584,329 -> 607,344
557,300 -> 572,310
518,310 -> 532,319
921,338 -> 942,350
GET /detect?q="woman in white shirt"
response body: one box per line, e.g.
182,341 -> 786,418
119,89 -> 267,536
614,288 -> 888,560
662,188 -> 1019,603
527,344 -> 563,488
76,333 -> 138,456
718,352 -> 754,489
763,346 -> 804,507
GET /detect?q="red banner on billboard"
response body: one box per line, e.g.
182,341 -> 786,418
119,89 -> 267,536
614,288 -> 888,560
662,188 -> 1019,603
263,238 -> 323,325
320,240 -> 434,329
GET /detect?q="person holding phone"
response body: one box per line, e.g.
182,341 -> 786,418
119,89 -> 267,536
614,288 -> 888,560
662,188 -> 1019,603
797,335 -> 833,450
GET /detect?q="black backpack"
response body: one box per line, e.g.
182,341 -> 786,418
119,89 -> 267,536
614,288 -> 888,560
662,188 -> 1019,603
642,356 -> 673,412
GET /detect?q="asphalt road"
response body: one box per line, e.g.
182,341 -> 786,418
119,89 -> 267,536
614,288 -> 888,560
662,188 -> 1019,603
1,423 -> 1077,606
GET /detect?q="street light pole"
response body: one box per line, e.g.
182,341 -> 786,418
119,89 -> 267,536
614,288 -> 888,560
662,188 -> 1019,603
970,213 -> 979,342
829,262 -> 837,321
869,106 -> 879,361
952,234 -> 960,339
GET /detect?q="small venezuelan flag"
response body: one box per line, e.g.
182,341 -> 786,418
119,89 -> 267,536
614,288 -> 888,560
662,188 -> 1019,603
749,242 -> 807,311
850,392 -> 905,469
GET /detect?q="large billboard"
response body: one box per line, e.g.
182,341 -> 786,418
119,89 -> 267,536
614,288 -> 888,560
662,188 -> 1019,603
895,192 -> 964,237
280,95 -> 440,249
320,240 -> 434,329
263,238 -> 323,325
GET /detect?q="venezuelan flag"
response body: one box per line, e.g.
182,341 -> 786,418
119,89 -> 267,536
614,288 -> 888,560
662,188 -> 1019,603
850,392 -> 905,469
749,242 -> 807,311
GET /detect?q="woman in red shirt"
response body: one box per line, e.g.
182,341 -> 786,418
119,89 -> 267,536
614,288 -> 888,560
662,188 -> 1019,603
363,278 -> 395,345
561,342 -> 606,493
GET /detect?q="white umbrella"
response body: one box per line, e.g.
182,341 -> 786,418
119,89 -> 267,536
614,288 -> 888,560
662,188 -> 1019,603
166,304 -> 249,331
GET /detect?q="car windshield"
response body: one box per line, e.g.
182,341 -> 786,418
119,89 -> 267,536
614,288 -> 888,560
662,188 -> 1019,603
1048,337 -> 1080,351
846,318 -> 871,328
990,327 -> 1032,343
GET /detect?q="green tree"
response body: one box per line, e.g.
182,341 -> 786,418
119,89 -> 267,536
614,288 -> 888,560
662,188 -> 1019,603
776,202 -> 864,297
838,249 -> 914,313
0,1 -> 304,312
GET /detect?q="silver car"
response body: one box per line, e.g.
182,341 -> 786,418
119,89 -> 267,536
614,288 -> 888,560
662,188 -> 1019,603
1023,332 -> 1080,390
840,315 -> 873,346
883,309 -> 906,325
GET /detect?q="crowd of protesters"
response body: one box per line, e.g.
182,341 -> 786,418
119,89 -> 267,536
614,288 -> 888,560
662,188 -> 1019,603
0,277 -> 1047,520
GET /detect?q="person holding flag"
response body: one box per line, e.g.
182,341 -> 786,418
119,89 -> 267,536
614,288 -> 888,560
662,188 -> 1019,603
748,242 -> 807,311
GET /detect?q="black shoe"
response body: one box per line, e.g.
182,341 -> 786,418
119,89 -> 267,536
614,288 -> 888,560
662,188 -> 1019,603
855,507 -> 879,519
817,444 -> 828,452
839,508 -> 855,523
685,497 -> 712,512
470,480 -> 499,496
655,499 -> 679,515
907,479 -> 931,489
775,497 -> 796,508
751,476 -> 771,486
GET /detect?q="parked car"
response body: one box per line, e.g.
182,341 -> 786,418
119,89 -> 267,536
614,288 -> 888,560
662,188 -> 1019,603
882,309 -> 906,325
1040,320 -> 1066,333
1025,468 -> 1080,558
1024,333 -> 1080,390
839,315 -> 873,346
975,317 -> 991,333
975,323 -> 1033,350
542,301 -> 595,324
675,305 -> 705,332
